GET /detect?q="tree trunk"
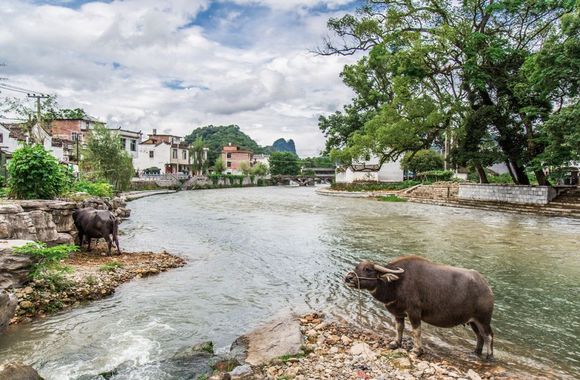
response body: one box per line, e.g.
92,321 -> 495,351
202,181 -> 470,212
475,163 -> 489,183
534,170 -> 551,186
511,161 -> 530,185
506,161 -> 517,184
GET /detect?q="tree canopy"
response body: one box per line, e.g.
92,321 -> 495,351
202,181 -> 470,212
185,125 -> 267,165
269,152 -> 301,175
319,0 -> 579,185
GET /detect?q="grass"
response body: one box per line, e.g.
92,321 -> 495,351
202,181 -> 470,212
278,352 -> 306,363
99,260 -> 123,272
378,195 -> 407,202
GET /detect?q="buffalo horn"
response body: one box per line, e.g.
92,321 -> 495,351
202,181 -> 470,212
373,264 -> 404,274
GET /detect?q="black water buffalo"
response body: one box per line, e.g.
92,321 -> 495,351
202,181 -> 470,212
73,207 -> 120,255
345,256 -> 494,359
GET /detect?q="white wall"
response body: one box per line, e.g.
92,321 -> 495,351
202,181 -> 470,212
336,155 -> 404,183
0,125 -> 22,154
134,143 -> 170,173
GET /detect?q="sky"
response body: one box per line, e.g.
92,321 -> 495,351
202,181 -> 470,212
0,0 -> 360,156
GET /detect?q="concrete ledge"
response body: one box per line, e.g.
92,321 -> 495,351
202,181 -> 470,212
315,188 -> 372,198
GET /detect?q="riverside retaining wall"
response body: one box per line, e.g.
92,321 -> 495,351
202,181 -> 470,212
458,184 -> 557,205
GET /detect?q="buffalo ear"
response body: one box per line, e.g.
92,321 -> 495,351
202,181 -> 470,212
381,273 -> 400,282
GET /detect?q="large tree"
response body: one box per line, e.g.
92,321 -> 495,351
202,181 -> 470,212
269,152 -> 301,175
319,0 -> 578,184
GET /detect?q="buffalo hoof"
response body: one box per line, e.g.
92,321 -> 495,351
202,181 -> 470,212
388,341 -> 401,350
485,354 -> 495,362
411,347 -> 423,356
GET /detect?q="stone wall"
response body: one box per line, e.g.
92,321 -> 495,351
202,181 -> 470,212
0,197 -> 130,246
458,184 -> 557,205
403,183 -> 459,200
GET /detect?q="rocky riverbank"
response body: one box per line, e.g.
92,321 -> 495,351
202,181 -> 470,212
8,244 -> 186,325
208,313 -> 531,380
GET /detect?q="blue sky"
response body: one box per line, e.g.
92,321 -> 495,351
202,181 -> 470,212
1,0 -> 360,155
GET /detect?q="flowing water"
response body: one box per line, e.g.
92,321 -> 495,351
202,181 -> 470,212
1,187 -> 579,379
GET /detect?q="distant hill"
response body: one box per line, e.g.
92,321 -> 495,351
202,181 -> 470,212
272,138 -> 296,154
185,125 -> 269,165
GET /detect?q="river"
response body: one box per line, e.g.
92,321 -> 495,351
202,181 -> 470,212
1,187 -> 579,379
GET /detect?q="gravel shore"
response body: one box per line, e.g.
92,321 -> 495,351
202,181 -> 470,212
9,245 -> 186,325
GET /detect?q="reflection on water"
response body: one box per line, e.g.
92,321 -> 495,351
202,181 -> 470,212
0,187 -> 579,379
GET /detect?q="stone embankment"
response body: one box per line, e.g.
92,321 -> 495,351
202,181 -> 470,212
206,313 -> 524,380
0,196 -> 131,246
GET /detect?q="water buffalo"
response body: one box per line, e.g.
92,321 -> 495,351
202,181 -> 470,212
345,256 -> 494,359
72,207 -> 120,255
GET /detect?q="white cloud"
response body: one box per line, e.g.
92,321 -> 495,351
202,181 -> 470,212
0,0 -> 357,156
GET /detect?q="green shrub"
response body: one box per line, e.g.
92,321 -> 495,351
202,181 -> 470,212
209,173 -> 221,185
14,242 -> 78,279
7,144 -> 70,199
416,170 -> 454,182
401,150 -> 444,174
331,180 -> 420,192
0,187 -> 7,198
72,180 -> 113,197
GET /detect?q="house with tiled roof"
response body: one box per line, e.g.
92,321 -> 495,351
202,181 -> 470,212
222,144 -> 253,174
133,129 -> 193,175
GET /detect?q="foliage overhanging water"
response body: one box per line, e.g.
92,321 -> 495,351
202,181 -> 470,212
0,187 -> 579,379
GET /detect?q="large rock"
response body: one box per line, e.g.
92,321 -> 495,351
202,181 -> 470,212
0,362 -> 43,380
231,316 -> 303,366
0,291 -> 17,332
0,240 -> 36,289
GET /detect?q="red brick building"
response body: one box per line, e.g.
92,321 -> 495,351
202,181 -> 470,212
221,144 -> 253,173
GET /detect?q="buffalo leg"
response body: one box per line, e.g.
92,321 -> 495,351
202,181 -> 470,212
78,231 -> 84,249
470,322 -> 484,355
87,238 -> 92,251
104,235 -> 112,255
473,320 -> 494,360
389,316 -> 405,349
409,315 -> 423,355
114,234 -> 120,255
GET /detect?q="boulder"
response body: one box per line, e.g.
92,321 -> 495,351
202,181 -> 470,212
0,363 -> 42,380
0,240 -> 36,289
0,291 -> 17,332
230,316 -> 303,366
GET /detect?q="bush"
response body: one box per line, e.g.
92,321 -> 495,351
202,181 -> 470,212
416,170 -> 454,182
331,180 -> 420,192
72,180 -> 113,197
401,150 -> 444,174
14,243 -> 78,279
378,195 -> 407,202
7,144 -> 70,199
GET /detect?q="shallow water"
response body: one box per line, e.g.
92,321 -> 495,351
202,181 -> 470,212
1,187 -> 579,379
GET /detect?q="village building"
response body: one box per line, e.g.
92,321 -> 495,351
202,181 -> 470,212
111,127 -> 141,159
335,155 -> 404,183
252,154 -> 270,168
222,144 -> 253,174
133,129 -> 191,176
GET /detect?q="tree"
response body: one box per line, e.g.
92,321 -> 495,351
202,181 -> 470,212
319,0 -> 578,185
82,124 -> 134,191
401,150 -> 444,174
301,156 -> 335,168
251,162 -> 269,176
269,152 -> 301,175
214,157 -> 226,173
239,161 -> 252,176
190,137 -> 208,176
7,144 -> 70,199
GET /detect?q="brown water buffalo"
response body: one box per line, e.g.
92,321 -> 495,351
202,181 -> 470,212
345,256 -> 494,359
73,207 -> 120,255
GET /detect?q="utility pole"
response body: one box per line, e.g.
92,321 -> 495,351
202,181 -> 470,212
27,92 -> 50,144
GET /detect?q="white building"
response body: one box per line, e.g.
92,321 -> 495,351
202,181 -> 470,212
109,127 -> 141,159
252,154 -> 270,168
335,155 -> 404,183
133,130 -> 191,175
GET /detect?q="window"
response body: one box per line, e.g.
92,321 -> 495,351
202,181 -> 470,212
120,138 -> 126,148
72,132 -> 80,141
130,140 -> 136,152
227,153 -> 232,159
227,161 -> 232,168
149,151 -> 154,158
182,150 -> 187,159
0,133 -> 3,143
172,149 -> 178,159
